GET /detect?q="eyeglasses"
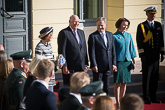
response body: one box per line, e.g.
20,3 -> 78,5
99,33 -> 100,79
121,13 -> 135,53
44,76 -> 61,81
122,25 -> 128,28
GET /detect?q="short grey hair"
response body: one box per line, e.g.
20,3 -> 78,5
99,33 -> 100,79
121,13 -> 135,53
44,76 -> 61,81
96,17 -> 107,24
69,15 -> 79,21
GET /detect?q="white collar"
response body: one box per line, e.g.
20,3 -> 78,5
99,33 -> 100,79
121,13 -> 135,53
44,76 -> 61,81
70,93 -> 82,104
36,80 -> 49,89
70,26 -> 77,32
99,31 -> 106,35
147,20 -> 154,25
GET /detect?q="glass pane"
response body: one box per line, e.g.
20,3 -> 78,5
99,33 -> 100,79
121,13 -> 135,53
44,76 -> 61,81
5,0 -> 23,12
84,0 -> 99,19
162,9 -> 164,20
74,0 -> 79,16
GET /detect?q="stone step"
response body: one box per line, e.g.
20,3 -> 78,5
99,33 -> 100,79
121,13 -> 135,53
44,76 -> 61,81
109,81 -> 165,98
55,68 -> 165,99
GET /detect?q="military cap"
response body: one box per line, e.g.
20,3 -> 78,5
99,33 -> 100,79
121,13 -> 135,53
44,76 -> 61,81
10,49 -> 32,61
78,81 -> 106,96
39,27 -> 53,39
144,6 -> 157,13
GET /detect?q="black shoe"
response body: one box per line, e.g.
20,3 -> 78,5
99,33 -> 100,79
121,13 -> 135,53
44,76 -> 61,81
144,100 -> 152,104
152,100 -> 161,103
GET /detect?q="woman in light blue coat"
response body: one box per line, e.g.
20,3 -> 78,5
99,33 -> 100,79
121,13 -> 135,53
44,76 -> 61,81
113,18 -> 137,109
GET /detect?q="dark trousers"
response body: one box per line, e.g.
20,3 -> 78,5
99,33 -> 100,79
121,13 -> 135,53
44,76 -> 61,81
62,70 -> 83,85
93,70 -> 111,95
142,60 -> 159,101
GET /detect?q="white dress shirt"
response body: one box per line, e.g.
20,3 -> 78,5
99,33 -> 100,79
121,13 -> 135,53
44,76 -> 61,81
36,80 -> 49,89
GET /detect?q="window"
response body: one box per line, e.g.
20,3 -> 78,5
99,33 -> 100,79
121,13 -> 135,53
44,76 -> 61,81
161,0 -> 164,34
74,0 -> 103,26
5,0 -> 23,12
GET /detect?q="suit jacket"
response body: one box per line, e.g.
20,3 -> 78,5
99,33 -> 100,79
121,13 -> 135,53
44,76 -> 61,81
88,30 -> 116,72
26,82 -> 57,110
58,26 -> 88,71
136,20 -> 164,61
59,94 -> 81,110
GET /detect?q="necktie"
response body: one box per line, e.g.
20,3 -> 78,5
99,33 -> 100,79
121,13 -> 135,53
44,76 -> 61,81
74,31 -> 80,44
74,31 -> 81,47
101,33 -> 107,47
151,23 -> 154,30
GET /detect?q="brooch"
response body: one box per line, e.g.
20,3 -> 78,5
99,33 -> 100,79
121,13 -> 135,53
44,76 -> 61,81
118,37 -> 121,39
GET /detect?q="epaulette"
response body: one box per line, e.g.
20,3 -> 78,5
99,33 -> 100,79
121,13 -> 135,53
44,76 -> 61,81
21,73 -> 27,78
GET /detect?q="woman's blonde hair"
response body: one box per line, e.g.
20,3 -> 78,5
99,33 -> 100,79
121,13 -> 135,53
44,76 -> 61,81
29,55 -> 47,75
0,59 -> 14,78
92,96 -> 115,110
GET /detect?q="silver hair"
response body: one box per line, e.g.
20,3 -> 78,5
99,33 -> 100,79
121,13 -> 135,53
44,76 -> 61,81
69,15 -> 79,21
96,17 -> 107,24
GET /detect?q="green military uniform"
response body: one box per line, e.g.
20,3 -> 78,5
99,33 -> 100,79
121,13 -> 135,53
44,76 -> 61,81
77,105 -> 90,110
4,50 -> 31,110
5,68 -> 27,110
77,81 -> 106,110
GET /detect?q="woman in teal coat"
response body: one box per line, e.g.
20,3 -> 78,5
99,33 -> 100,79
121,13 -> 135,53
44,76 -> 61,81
113,18 -> 137,109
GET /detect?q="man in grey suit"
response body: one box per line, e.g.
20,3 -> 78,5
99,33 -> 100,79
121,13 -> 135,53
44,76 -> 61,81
58,15 -> 88,85
88,17 -> 117,95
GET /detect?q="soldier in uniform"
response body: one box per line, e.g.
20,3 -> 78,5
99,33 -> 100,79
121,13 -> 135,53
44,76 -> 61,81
77,81 -> 106,110
4,50 -> 31,110
136,6 -> 164,104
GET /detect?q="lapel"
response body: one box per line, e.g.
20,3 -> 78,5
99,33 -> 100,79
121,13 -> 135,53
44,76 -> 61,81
154,21 -> 159,31
77,29 -> 82,43
143,20 -> 150,31
105,31 -> 110,48
96,31 -> 107,48
77,29 -> 82,49
68,27 -> 81,48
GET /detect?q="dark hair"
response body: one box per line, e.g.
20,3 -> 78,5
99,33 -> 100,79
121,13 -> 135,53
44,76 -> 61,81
115,18 -> 130,29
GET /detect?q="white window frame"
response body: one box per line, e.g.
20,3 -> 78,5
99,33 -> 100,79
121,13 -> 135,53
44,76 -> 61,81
74,0 -> 103,27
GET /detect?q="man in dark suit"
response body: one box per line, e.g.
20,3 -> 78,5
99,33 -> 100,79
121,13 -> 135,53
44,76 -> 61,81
26,59 -> 57,110
136,6 -> 164,104
88,17 -> 117,95
5,50 -> 31,110
59,72 -> 90,110
58,15 -> 88,85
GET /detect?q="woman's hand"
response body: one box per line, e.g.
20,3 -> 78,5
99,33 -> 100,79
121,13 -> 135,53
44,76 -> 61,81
112,65 -> 117,72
